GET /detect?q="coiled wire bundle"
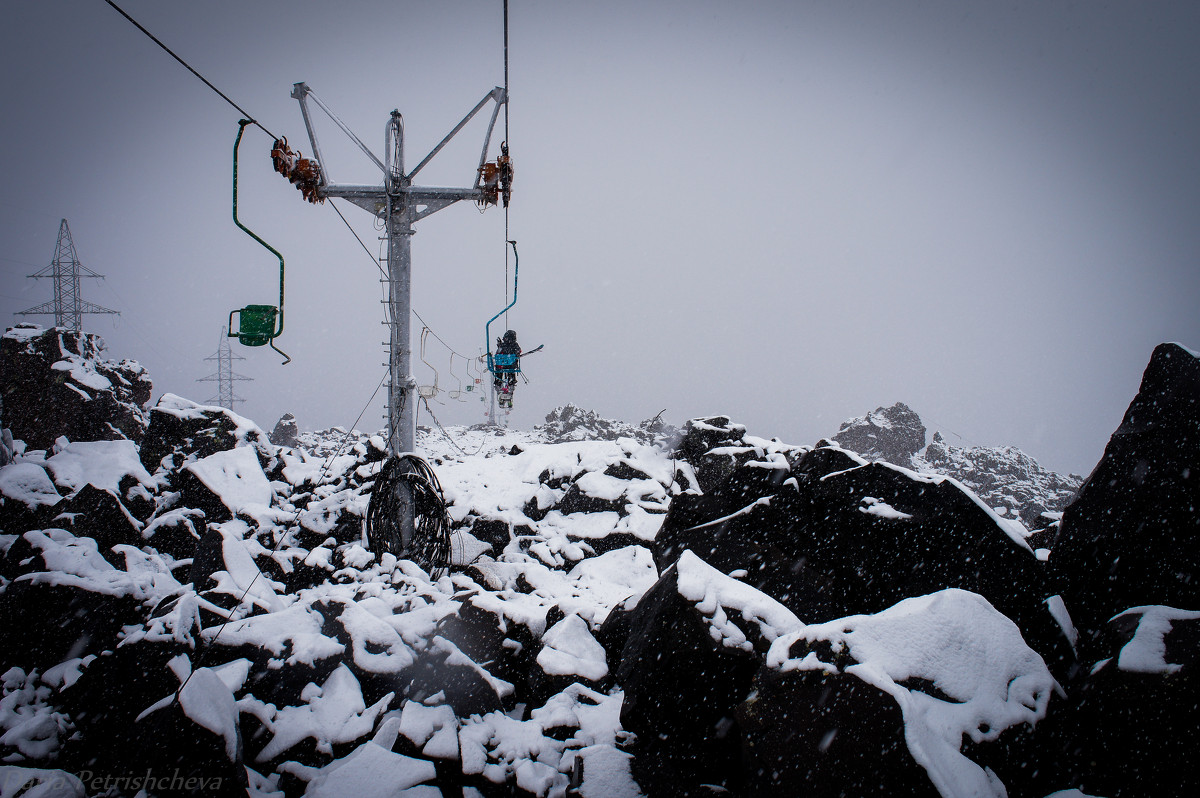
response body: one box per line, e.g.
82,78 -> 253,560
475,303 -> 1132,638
366,454 -> 452,577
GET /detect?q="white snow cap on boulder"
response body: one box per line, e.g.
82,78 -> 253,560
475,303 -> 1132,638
44,439 -> 152,494
768,588 -> 1056,798
0,462 -> 61,508
185,446 -> 272,516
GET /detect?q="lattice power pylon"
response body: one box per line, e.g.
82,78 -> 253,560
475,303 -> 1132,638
17,219 -> 119,330
198,327 -> 253,410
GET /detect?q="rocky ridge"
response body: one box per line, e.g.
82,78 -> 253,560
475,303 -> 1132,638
833,401 -> 1082,529
1,324 -> 151,451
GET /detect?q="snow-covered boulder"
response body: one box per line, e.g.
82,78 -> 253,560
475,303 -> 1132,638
138,393 -> 274,476
126,657 -> 248,797
288,717 -> 436,797
758,587 -> 1055,798
1049,605 -> 1200,797
673,415 -> 753,492
617,550 -> 1058,797
0,529 -> 150,673
0,324 -> 151,450
615,556 -> 763,795
50,483 -> 143,564
0,462 -> 62,537
655,441 -> 1075,682
181,445 -> 273,525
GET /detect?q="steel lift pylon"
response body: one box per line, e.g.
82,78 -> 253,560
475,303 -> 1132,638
289,83 -> 509,550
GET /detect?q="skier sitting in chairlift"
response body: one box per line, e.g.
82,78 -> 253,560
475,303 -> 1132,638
493,330 -> 521,409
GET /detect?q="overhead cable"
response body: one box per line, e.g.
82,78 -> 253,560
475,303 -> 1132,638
103,0 -> 277,141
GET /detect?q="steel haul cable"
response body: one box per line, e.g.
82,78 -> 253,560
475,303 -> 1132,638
103,1 -> 277,141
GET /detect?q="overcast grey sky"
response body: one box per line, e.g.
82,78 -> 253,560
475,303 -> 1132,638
2,0 -> 1198,476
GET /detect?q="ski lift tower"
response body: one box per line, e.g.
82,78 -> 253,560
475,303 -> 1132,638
290,83 -> 508,457
288,84 -> 510,550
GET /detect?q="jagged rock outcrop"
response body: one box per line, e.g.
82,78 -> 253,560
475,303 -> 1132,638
138,393 -> 275,476
1,324 -> 151,450
832,402 -> 926,466
1050,342 -> 1200,658
918,432 -> 1082,528
832,402 -> 1082,530
538,403 -> 678,445
672,415 -> 805,494
617,552 -> 1060,798
269,412 -> 299,448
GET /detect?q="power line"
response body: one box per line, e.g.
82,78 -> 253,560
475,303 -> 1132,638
103,0 -> 277,141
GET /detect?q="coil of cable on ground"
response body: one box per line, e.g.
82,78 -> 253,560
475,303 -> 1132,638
366,454 -> 452,577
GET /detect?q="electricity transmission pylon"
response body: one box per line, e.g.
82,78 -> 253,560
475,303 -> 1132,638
198,327 -> 253,411
17,219 -> 119,330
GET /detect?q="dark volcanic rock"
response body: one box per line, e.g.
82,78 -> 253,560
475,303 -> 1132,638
433,595 -> 540,704
833,402 -> 926,466
617,564 -> 758,795
1050,343 -> 1200,658
0,461 -> 62,538
555,481 -> 626,516
53,483 -> 142,565
655,445 -> 1075,681
142,508 -> 206,560
406,637 -> 509,717
738,665 -> 938,797
132,676 -> 248,797
1050,605 -> 1200,797
0,529 -> 145,672
270,412 -> 299,448
139,393 -> 274,475
1,324 -> 151,450
674,415 -> 757,493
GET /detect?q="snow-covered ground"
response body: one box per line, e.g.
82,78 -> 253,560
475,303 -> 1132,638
2,331 -> 1198,797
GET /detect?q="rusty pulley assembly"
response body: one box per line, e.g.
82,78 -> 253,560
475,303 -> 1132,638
477,141 -> 513,208
270,136 -> 323,204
